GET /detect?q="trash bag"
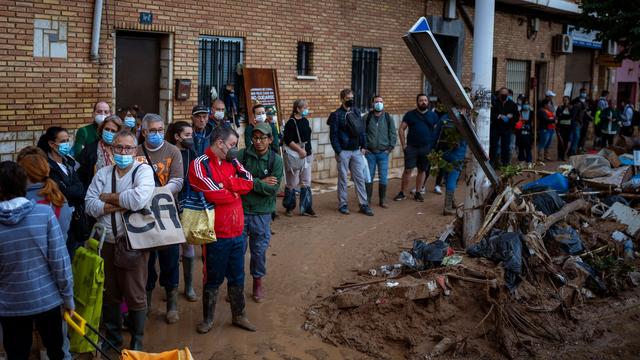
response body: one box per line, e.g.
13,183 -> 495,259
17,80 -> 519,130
521,173 -> 570,194
527,187 -> 566,215
466,230 -> 523,290
547,224 -> 584,255
408,239 -> 449,270
569,154 -> 612,178
602,195 -> 630,207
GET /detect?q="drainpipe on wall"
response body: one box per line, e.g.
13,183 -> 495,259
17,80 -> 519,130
90,0 -> 104,61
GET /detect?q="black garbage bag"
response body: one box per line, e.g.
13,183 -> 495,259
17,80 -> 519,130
410,239 -> 449,270
466,230 -> 523,290
547,224 -> 585,255
527,187 -> 566,215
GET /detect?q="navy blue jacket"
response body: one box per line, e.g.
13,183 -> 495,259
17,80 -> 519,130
327,106 -> 367,154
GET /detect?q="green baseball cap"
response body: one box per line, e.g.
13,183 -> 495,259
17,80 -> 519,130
253,122 -> 272,136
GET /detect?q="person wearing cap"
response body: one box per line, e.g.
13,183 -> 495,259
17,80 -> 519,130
244,104 -> 279,152
238,123 -> 283,303
544,90 -> 557,112
489,87 -> 519,167
191,104 -> 214,156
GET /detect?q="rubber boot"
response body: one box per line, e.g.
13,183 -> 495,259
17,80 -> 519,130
128,310 -> 146,351
102,303 -> 123,352
228,285 -> 256,332
197,288 -> 218,334
379,184 -> 388,208
182,256 -> 198,302
165,287 -> 179,324
365,182 -> 373,205
252,277 -> 264,303
443,191 -> 456,215
283,187 -> 296,216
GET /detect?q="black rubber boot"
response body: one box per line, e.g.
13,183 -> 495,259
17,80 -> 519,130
165,287 -> 179,324
182,256 -> 198,302
365,182 -> 373,205
145,290 -> 152,316
228,285 -> 256,332
197,287 -> 218,334
379,184 -> 388,208
102,303 -> 123,352
128,310 -> 146,351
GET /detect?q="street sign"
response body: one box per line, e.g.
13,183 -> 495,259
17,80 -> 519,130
139,12 -> 153,25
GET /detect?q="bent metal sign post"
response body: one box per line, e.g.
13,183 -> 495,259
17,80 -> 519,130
123,187 -> 186,249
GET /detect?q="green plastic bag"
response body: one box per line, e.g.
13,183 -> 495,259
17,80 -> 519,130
69,225 -> 105,353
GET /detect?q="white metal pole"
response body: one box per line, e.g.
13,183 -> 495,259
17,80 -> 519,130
463,0 -> 495,244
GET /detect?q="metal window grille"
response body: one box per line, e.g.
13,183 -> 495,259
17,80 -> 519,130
198,36 -> 244,108
351,47 -> 379,113
297,42 -> 313,76
505,59 -> 530,98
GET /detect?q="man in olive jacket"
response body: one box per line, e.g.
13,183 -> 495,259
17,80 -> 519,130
238,123 -> 283,303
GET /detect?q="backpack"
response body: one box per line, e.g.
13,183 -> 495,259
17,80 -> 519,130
241,149 -> 276,179
345,111 -> 365,138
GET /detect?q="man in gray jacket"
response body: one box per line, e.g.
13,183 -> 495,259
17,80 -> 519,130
85,130 -> 155,352
364,95 -> 397,207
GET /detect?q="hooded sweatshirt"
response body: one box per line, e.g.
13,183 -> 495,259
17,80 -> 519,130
0,197 -> 74,316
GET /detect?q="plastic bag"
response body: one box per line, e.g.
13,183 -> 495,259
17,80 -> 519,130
528,187 -> 566,215
569,154 -> 612,178
466,230 -> 523,290
408,239 -> 449,270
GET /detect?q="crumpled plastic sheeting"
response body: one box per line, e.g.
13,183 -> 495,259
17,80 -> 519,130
467,230 -> 524,291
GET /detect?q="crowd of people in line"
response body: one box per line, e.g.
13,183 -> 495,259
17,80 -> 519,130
3,82 -> 637,358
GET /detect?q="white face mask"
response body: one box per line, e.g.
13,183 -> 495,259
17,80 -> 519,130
214,111 -> 225,120
271,115 -> 278,123
94,114 -> 106,125
255,114 -> 267,123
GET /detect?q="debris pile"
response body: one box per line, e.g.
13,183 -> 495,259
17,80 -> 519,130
305,147 -> 640,359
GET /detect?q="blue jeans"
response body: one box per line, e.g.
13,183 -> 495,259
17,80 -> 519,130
537,129 -> 554,150
365,151 -> 390,185
569,125 -> 581,155
203,235 -> 245,289
443,144 -> 467,193
146,244 -> 180,290
243,214 -> 272,278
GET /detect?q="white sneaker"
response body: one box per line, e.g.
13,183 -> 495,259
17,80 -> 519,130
434,185 -> 443,195
420,186 -> 426,195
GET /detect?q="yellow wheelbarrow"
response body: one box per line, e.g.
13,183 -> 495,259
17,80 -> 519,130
64,312 -> 193,360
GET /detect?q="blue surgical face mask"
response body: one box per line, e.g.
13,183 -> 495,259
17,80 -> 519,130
102,131 -> 114,145
507,95 -> 513,101
522,104 -> 530,111
374,102 -> 384,112
146,132 -> 164,148
124,116 -> 136,128
301,109 -> 309,117
114,154 -> 134,169
580,93 -> 587,99
57,142 -> 72,156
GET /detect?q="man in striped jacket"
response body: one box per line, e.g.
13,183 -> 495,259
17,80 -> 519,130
188,126 -> 256,334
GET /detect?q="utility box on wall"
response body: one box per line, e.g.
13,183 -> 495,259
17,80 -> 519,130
175,79 -> 191,100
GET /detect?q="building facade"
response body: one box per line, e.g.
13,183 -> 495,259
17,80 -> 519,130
0,0 -> 618,179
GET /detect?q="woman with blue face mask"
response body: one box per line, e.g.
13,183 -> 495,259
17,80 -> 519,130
77,115 -> 123,189
118,107 -> 139,133
37,127 -> 88,256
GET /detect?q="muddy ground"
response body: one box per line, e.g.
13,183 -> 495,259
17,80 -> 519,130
138,165 -> 640,360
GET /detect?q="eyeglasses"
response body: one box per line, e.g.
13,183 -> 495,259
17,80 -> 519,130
252,135 -> 269,142
147,130 -> 164,136
112,145 -> 137,154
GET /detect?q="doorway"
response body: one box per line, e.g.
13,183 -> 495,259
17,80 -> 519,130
617,82 -> 636,107
116,31 -> 162,115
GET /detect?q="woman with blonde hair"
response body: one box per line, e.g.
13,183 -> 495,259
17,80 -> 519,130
16,147 -> 73,243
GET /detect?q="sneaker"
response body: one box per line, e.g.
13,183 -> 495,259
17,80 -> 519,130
420,186 -> 426,195
414,193 -> 425,202
359,205 -> 374,216
338,205 -> 350,215
285,210 -> 293,217
303,209 -> 318,217
394,192 -> 406,201
434,185 -> 443,195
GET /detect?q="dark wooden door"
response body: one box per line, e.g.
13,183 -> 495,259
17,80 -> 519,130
116,32 -> 161,115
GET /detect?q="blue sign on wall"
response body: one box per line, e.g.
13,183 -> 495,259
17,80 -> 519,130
567,25 -> 602,49
139,12 -> 153,25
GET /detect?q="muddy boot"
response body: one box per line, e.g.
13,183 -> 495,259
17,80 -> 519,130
228,285 -> 256,332
165,287 -> 179,324
102,303 -> 123,352
544,148 -> 552,162
443,191 -> 456,215
252,277 -> 264,303
182,256 -> 198,302
128,310 -> 146,351
379,184 -> 388,208
365,182 -> 373,205
197,288 -> 218,334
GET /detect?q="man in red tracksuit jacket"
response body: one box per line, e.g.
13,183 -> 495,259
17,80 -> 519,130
188,126 -> 256,334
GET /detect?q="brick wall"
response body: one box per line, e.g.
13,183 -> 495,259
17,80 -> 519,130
0,1 -> 580,177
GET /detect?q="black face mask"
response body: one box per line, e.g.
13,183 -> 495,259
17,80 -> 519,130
344,99 -> 354,108
181,138 -> 194,149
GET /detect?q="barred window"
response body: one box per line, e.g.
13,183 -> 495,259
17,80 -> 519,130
297,42 -> 313,76
198,36 -> 244,108
505,59 -> 530,98
351,47 -> 379,113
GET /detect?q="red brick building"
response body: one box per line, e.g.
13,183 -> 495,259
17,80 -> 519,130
0,0 -> 616,178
